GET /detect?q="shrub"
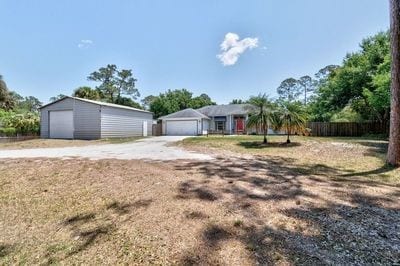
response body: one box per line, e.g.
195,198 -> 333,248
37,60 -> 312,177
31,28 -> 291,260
0,127 -> 17,136
0,110 -> 39,135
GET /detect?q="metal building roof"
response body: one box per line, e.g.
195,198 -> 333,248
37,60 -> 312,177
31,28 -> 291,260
39,96 -> 152,114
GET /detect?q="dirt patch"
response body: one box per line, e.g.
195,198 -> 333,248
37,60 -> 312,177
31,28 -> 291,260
0,157 -> 399,264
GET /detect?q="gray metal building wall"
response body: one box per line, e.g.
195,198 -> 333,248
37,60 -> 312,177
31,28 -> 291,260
40,97 -> 75,138
41,97 -> 152,139
100,106 -> 153,138
73,100 -> 101,139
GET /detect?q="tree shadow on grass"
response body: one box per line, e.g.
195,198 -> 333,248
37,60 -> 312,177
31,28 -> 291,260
106,199 -> 153,215
174,156 -> 400,265
176,181 -> 219,201
0,244 -> 13,258
339,164 -> 395,178
238,141 -> 301,149
357,141 -> 388,155
46,198 -> 153,263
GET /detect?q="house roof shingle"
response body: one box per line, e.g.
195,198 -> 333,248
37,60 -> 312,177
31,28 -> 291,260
196,104 -> 253,117
159,108 -> 210,120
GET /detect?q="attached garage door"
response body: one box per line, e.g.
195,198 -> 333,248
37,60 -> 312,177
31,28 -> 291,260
49,110 -> 74,139
166,120 -> 198,136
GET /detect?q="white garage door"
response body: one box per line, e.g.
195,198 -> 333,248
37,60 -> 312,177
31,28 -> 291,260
166,120 -> 198,136
49,110 -> 74,139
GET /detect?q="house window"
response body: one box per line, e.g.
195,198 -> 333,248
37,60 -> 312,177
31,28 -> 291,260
215,121 -> 225,131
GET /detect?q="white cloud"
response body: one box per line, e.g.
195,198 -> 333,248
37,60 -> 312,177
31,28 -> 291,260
217,32 -> 258,66
78,39 -> 93,49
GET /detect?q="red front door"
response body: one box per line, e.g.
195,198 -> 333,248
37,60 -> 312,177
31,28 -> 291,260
236,118 -> 244,132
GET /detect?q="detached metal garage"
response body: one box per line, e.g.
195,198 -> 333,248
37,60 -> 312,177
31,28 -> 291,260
160,108 -> 210,136
40,96 -> 153,139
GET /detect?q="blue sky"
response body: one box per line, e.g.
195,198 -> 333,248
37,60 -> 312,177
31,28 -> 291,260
0,0 -> 389,104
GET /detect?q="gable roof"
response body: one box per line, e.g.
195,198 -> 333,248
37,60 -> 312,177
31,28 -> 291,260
39,96 -> 152,114
196,104 -> 253,116
159,108 -> 210,120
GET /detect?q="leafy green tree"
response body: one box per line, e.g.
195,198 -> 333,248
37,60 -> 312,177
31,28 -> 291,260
0,75 -> 15,110
309,32 -> 390,122
49,94 -> 66,102
246,94 -> 275,144
230,99 -> 246,104
329,105 -> 363,122
150,95 -> 175,118
141,95 -> 157,110
88,64 -> 139,103
73,86 -> 101,100
362,54 -> 391,122
149,89 -> 215,118
18,96 -> 42,112
277,78 -> 301,102
271,101 -> 308,143
298,75 -> 315,105
314,65 -> 340,85
114,97 -> 143,109
189,93 -> 215,109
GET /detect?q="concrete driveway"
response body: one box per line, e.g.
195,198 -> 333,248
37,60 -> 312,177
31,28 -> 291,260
0,136 -> 213,161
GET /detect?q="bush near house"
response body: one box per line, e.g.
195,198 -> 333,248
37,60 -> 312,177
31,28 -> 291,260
0,110 -> 40,136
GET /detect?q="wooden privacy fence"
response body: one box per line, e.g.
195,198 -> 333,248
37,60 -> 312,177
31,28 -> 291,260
152,124 -> 162,136
307,122 -> 389,137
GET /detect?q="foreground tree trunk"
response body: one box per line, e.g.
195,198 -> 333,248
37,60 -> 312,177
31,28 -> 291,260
387,0 -> 400,166
263,122 -> 267,144
287,126 -> 291,144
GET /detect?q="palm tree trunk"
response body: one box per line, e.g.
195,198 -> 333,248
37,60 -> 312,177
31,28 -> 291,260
305,88 -> 307,105
387,0 -> 400,166
263,123 -> 267,144
286,125 -> 291,143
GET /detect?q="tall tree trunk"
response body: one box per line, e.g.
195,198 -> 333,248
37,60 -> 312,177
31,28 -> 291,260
287,125 -> 291,143
305,88 -> 307,105
387,0 -> 400,166
263,122 -> 267,144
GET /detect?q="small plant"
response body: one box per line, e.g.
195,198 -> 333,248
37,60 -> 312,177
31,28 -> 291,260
233,219 -> 243,227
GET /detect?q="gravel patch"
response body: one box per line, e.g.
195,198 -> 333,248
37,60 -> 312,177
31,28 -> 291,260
0,136 -> 213,161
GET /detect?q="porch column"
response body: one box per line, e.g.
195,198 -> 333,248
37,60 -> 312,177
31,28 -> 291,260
228,115 -> 232,134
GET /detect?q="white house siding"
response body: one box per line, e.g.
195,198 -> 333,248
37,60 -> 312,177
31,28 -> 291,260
40,97 -> 75,138
73,100 -> 101,139
202,119 -> 209,134
100,106 -> 153,138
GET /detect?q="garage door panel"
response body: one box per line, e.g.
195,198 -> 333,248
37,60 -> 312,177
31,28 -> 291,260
49,110 -> 74,139
166,120 -> 198,136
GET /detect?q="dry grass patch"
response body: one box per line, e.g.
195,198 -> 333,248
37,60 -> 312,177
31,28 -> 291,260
0,137 -> 144,150
180,135 -> 400,184
0,155 -> 399,265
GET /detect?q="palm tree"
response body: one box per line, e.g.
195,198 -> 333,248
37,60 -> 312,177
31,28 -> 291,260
73,86 -> 101,100
272,101 -> 307,143
246,94 -> 275,144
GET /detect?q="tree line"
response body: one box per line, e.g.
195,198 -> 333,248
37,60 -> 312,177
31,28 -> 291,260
0,75 -> 42,135
229,31 -> 391,124
48,64 -> 216,118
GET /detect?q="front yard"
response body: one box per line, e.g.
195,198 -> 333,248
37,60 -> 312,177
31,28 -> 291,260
181,135 -> 399,183
0,136 -> 399,264
0,137 -> 144,150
